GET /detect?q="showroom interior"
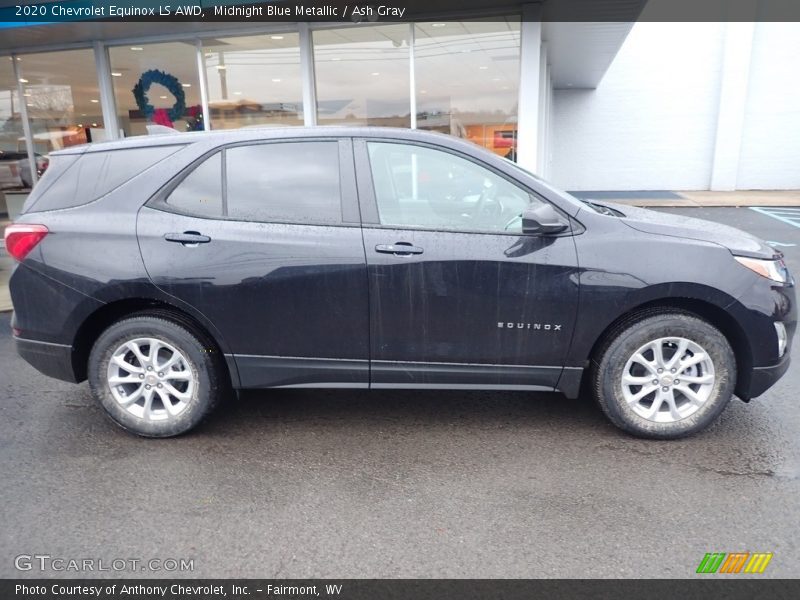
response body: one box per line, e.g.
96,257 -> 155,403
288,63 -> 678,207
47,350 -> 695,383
2,0 -> 798,198
0,2 -> 640,192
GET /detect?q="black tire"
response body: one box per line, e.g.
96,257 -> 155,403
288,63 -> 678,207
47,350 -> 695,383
88,313 -> 225,437
592,311 -> 736,439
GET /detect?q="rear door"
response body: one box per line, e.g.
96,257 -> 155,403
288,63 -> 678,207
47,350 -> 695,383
355,139 -> 580,390
137,138 -> 369,388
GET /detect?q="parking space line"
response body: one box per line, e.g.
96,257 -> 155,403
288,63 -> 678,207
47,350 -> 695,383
750,207 -> 800,229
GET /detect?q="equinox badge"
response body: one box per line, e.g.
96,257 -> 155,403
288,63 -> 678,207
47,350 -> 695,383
498,322 -> 562,331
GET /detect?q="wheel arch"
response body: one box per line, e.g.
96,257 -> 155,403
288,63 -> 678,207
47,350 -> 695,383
585,297 -> 753,400
71,298 -> 239,387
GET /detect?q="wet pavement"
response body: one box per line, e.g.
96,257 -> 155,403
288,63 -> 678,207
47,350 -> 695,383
0,207 -> 798,578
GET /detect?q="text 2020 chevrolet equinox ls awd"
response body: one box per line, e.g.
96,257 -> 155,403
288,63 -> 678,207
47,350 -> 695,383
5,128 -> 795,438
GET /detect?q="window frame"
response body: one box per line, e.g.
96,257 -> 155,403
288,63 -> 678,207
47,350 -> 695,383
354,138 -> 572,237
148,137 -> 359,227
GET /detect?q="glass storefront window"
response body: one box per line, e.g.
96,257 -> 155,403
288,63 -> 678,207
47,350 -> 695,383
0,57 -> 29,190
14,48 -> 104,156
313,25 -> 410,127
203,34 -> 303,129
414,19 -> 521,160
109,42 -> 202,137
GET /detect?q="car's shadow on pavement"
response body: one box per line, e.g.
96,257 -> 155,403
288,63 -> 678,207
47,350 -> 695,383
209,388 -> 608,435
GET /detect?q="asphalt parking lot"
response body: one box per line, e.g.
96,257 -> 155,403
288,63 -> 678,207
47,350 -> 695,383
1,207 -> 799,579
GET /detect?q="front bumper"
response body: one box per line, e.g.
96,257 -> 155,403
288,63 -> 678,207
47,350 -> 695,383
741,351 -> 791,400
14,336 -> 79,383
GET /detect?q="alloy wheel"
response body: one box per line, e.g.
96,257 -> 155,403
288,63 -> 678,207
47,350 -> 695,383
106,337 -> 195,421
620,337 -> 715,423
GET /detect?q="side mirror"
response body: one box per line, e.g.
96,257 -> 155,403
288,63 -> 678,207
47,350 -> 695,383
521,204 -> 569,235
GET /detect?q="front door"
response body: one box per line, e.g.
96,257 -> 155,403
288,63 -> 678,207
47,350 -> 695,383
137,138 -> 369,388
356,139 -> 580,390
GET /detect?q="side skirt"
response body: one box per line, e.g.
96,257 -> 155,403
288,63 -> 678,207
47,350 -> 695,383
228,355 -> 581,395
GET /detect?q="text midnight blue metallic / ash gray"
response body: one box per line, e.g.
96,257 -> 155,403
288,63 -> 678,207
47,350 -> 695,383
5,127 -> 796,438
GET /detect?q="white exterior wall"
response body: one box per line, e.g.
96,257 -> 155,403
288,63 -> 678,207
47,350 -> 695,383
737,23 -> 800,189
550,21 -> 800,192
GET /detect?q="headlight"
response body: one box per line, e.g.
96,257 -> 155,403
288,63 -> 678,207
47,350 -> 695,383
734,256 -> 791,284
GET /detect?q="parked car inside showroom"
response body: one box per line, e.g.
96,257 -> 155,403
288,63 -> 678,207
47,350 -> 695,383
0,150 -> 49,190
4,127 -> 795,438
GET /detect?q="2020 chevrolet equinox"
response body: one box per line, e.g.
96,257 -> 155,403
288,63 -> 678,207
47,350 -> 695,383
5,128 -> 795,438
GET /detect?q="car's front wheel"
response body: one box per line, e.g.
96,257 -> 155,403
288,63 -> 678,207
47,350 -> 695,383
592,311 -> 736,439
88,313 -> 225,437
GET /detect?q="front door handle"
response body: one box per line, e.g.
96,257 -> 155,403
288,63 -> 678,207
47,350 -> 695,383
164,231 -> 211,245
375,242 -> 424,256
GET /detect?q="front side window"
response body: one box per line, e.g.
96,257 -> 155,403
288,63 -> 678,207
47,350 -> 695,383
166,141 -> 342,225
367,142 -> 543,233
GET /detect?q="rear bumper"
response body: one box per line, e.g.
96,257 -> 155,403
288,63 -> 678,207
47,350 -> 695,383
14,336 -> 79,383
741,352 -> 791,400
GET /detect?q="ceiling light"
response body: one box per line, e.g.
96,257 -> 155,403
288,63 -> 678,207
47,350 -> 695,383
78,123 -> 83,127
92,123 -> 98,127
23,93 -> 31,97
182,83 -> 191,87
111,72 -> 122,77
371,72 -> 380,76
233,91 -> 242,95
331,57 -> 341,61
90,99 -> 99,103
130,47 -> 143,51
216,65 -> 226,70
420,90 -> 427,94
479,66 -> 488,70
81,113 -> 87,116
270,35 -> 284,40
432,23 -> 446,28
271,78 -> 281,82
18,78 -> 28,83
159,95 -> 167,99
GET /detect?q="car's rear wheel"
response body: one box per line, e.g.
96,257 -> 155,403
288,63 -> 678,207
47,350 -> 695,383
88,314 -> 225,437
592,311 -> 736,439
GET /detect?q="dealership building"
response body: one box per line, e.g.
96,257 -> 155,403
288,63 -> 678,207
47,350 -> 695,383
1,0 -> 798,192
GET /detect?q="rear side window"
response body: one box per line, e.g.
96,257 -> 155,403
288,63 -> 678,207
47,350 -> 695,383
21,154 -> 80,214
226,142 -> 341,224
164,141 -> 342,225
166,152 -> 223,217
28,145 -> 183,213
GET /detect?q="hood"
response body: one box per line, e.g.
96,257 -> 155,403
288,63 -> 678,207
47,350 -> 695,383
596,202 -> 777,259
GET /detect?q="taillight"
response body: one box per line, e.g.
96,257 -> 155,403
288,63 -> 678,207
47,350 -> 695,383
4,224 -> 49,261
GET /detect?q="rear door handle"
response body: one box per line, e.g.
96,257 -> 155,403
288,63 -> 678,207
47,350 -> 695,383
375,242 -> 424,256
164,231 -> 211,245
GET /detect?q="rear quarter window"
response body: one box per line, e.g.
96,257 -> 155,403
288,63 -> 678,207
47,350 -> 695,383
26,145 -> 184,213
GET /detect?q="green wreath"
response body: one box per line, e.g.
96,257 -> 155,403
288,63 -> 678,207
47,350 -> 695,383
132,69 -> 187,123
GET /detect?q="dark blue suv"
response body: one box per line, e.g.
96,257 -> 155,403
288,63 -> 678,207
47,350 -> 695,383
5,127 -> 795,438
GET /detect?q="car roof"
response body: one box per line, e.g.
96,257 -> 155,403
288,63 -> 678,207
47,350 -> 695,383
52,126 -> 474,156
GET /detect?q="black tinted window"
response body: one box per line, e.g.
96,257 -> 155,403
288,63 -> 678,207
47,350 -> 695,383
167,153 -> 223,217
225,142 -> 341,224
30,145 -> 183,212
